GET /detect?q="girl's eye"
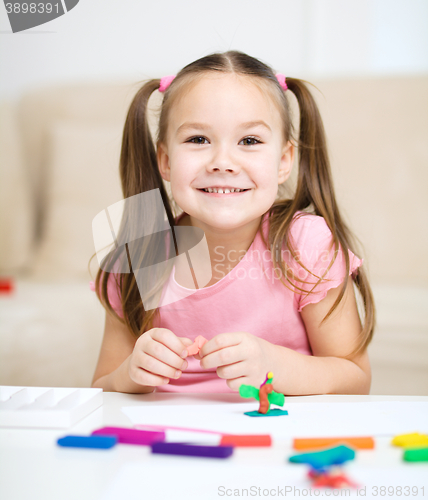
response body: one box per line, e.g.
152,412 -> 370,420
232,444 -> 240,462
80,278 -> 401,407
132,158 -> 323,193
240,136 -> 261,146
187,136 -> 261,145
188,136 -> 208,145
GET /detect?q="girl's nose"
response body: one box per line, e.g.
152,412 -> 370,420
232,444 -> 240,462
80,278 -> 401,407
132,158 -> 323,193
207,145 -> 240,173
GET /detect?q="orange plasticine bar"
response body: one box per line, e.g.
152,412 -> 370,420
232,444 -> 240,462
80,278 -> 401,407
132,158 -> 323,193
293,437 -> 375,450
221,435 -> 272,447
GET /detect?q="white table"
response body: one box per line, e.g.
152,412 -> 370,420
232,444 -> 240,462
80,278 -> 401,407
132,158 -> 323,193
1,393 -> 428,500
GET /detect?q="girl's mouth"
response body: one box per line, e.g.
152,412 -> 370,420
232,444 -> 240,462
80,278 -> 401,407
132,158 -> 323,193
197,188 -> 251,195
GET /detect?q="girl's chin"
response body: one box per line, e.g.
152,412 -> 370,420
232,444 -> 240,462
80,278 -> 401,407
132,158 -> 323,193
190,213 -> 260,231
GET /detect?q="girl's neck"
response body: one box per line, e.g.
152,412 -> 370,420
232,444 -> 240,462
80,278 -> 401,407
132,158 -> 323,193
176,212 -> 262,286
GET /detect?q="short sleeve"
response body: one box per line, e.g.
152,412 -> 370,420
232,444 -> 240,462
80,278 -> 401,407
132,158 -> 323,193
284,213 -> 363,312
89,271 -> 123,318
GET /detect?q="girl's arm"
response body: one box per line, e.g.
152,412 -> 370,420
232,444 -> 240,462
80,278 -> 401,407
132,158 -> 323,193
92,309 -> 191,393
91,309 -> 155,393
271,275 -> 371,395
200,275 -> 371,395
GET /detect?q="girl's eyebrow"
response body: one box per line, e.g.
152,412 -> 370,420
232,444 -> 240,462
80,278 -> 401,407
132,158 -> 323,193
176,120 -> 271,134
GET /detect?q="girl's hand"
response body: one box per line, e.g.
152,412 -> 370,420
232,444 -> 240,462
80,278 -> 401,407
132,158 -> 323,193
127,328 -> 192,387
198,332 -> 274,391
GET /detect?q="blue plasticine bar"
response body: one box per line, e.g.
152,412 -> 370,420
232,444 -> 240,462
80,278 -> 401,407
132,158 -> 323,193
151,442 -> 233,458
57,435 -> 117,449
289,444 -> 355,470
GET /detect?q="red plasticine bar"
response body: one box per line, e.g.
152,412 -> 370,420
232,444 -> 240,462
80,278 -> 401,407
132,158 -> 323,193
293,437 -> 374,450
92,426 -> 165,445
220,435 -> 272,447
0,277 -> 14,294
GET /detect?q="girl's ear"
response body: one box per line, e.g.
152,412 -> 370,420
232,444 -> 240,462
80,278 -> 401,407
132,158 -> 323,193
157,143 -> 171,182
278,141 -> 294,185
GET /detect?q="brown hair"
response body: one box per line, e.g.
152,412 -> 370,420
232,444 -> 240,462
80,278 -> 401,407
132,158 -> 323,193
93,50 -> 375,357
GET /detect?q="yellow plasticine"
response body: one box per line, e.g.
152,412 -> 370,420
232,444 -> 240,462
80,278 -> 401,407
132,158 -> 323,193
391,433 -> 428,448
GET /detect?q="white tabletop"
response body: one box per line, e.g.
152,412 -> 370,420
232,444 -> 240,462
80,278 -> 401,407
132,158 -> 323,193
1,393 -> 428,500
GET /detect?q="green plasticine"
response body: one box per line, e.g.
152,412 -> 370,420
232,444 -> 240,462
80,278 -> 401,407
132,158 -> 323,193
239,385 -> 285,407
403,447 -> 428,462
239,384 -> 260,401
269,392 -> 285,407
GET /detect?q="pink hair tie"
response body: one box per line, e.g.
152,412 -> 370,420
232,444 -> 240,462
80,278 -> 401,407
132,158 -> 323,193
275,73 -> 288,91
159,75 -> 176,92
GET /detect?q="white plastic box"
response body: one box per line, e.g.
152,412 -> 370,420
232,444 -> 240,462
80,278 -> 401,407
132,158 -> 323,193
0,386 -> 103,428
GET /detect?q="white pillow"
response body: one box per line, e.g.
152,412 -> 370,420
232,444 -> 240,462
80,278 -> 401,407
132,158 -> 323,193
0,101 -> 34,273
32,120 -> 124,279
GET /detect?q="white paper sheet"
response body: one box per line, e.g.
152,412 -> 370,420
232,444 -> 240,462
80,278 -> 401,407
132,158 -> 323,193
122,401 -> 428,438
102,462 -> 428,500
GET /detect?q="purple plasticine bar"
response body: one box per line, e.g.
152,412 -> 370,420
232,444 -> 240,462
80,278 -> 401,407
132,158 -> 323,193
151,442 -> 233,458
92,426 -> 165,445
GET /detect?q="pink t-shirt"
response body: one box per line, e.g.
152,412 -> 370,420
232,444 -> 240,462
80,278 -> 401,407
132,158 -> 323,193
90,210 -> 362,393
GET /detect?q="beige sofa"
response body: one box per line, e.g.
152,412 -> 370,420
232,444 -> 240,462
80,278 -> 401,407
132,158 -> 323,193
1,76 -> 427,394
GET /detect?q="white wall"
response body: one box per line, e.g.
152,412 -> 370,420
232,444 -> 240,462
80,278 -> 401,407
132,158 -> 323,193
0,0 -> 427,101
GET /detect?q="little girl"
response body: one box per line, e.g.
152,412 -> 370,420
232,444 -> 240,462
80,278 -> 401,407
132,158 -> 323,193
91,50 -> 375,396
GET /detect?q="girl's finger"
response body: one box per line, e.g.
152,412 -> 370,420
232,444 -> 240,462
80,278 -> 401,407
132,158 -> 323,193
130,366 -> 170,387
216,360 -> 246,381
151,328 -> 190,359
200,344 -> 244,369
226,376 -> 247,392
178,337 -> 194,346
136,351 -> 184,380
199,332 -> 243,358
144,339 -> 188,372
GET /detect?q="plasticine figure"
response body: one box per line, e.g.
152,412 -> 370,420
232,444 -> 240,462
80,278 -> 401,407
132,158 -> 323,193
239,372 -> 287,416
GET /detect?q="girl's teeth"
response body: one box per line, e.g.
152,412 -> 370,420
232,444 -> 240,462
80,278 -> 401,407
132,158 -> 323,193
202,188 -> 246,193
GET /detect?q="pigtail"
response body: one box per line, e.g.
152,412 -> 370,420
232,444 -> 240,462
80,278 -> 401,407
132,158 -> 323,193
95,79 -> 176,337
286,78 -> 340,220
119,80 -> 172,214
269,78 -> 375,357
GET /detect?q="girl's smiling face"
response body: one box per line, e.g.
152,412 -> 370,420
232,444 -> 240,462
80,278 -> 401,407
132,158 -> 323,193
157,73 -> 294,233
